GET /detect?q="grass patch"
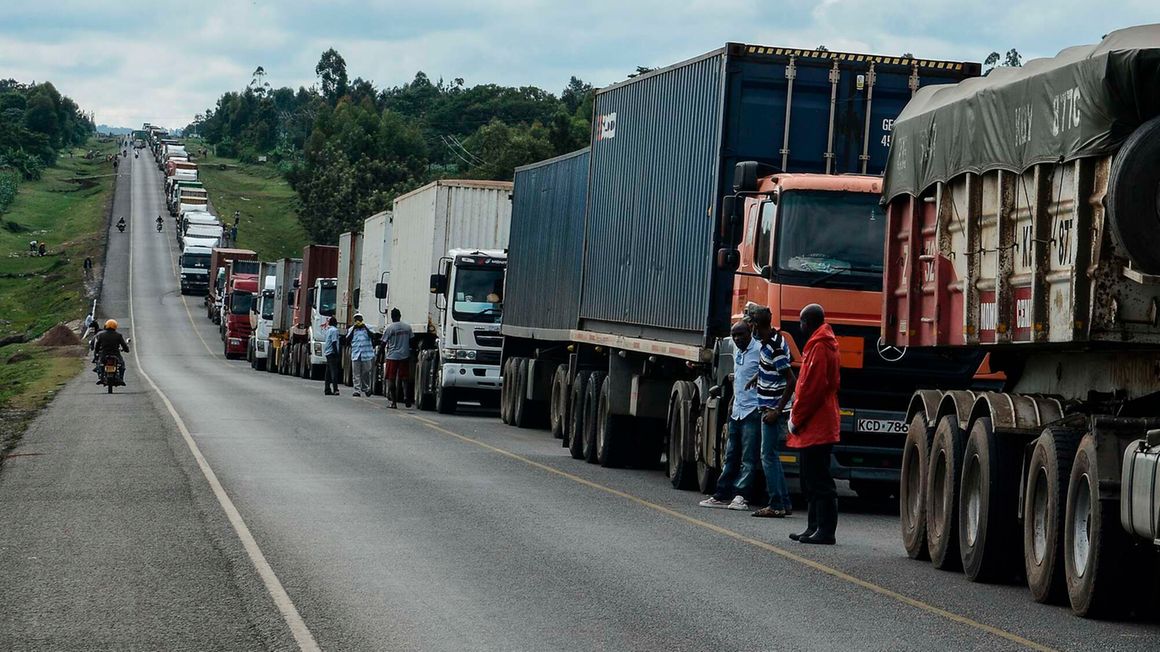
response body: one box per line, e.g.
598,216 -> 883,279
190,147 -> 308,260
0,137 -> 118,339
0,343 -> 85,459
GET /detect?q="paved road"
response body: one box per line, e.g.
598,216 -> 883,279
3,149 -> 1158,651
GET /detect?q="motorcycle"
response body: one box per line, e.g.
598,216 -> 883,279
156,221 -> 163,232
98,355 -> 125,393
116,222 -> 126,233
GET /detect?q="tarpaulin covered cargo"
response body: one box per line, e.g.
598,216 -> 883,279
503,149 -> 589,339
884,25 -> 1160,201
581,43 -> 978,346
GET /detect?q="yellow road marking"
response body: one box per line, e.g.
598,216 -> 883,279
407,415 -> 1055,652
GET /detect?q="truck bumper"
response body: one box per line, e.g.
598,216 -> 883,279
254,338 -> 269,360
441,362 -> 501,391
225,336 -> 247,356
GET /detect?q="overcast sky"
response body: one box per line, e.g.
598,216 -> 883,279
2,1 -> 1157,130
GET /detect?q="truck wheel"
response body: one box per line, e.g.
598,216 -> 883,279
549,365 -> 568,440
667,381 -> 698,490
500,358 -> 514,424
255,355 -> 266,372
1065,433 -> 1135,617
926,413 -> 965,570
1106,114 -> 1160,274
1024,427 -> 1079,603
695,414 -> 718,495
512,358 -> 532,428
416,353 -> 435,411
959,416 -> 1021,583
436,381 -> 457,414
901,412 -> 932,559
567,371 -> 589,460
582,371 -> 605,463
596,376 -> 626,468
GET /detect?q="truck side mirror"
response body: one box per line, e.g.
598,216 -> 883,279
734,161 -> 759,193
353,288 -> 360,310
429,273 -> 447,295
306,287 -> 315,309
374,282 -> 388,299
716,248 -> 740,271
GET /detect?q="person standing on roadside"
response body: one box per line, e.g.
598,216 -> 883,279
323,316 -> 342,396
748,306 -> 797,519
699,321 -> 762,511
787,304 -> 841,545
345,313 -> 374,397
381,308 -> 413,409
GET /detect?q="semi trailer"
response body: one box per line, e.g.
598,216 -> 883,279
500,44 -> 981,496
881,26 -> 1160,617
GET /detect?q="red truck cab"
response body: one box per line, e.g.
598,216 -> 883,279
731,171 -> 987,497
224,274 -> 259,359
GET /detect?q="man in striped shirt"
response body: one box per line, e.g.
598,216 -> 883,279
747,306 -> 797,518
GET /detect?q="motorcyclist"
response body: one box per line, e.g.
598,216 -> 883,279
156,215 -> 164,230
93,319 -> 130,384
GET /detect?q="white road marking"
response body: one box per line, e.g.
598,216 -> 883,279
127,165 -> 321,652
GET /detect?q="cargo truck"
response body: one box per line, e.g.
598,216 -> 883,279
248,263 -> 277,371
881,26 -> 1160,618
206,248 -> 257,324
499,44 -> 982,497
336,230 -> 370,387
179,244 -> 212,295
358,211 -> 393,392
286,245 -> 338,380
268,258 -> 302,375
223,266 -> 259,359
379,180 -> 511,413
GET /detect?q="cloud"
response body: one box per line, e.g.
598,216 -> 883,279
0,1 -> 1155,129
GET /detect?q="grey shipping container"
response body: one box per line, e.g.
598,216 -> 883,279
580,44 -> 979,346
503,148 -> 590,338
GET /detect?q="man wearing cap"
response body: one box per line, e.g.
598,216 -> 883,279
346,313 -> 375,397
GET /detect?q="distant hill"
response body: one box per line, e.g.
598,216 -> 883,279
96,125 -> 133,135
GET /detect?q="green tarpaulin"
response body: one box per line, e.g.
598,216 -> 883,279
884,24 -> 1160,200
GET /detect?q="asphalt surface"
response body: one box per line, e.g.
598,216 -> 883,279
1,150 -> 1158,651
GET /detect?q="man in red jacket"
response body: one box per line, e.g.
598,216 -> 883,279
787,303 -> 841,545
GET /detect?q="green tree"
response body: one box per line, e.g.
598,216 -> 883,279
315,48 -> 350,105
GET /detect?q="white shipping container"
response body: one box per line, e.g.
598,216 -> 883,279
359,211 -> 392,333
336,231 -> 363,328
388,180 -> 512,335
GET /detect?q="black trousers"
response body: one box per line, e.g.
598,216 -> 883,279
799,444 -> 837,501
324,354 -> 342,393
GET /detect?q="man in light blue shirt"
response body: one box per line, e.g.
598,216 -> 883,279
699,321 -> 762,511
323,316 -> 341,396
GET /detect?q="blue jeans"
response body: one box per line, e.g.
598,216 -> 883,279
714,411 -> 761,502
761,413 -> 792,510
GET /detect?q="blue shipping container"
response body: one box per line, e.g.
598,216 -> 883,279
503,149 -> 590,337
580,44 -> 979,346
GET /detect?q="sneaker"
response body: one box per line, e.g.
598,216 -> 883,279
353,391 -> 361,397
727,495 -> 750,511
752,506 -> 787,518
699,497 -> 731,509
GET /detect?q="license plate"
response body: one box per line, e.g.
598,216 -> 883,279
857,418 -> 906,434
104,365 -> 117,373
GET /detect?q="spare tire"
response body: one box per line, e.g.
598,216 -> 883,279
1107,114 -> 1160,273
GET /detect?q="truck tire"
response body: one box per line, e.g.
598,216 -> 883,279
567,371 -> 589,460
582,371 -> 605,463
1106,114 -> 1160,274
667,381 -> 698,491
900,413 -> 931,558
416,352 -> 435,411
695,414 -> 718,495
926,413 -> 966,570
436,381 -> 457,414
549,365 -> 568,440
500,358 -> 514,425
255,354 -> 266,372
1065,433 -> 1136,617
596,376 -> 627,468
959,416 -> 1022,583
512,358 -> 532,428
1023,427 -> 1079,603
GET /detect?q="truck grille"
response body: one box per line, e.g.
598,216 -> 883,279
475,351 -> 501,365
474,331 -> 502,348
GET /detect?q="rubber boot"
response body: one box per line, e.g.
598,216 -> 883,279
800,498 -> 837,545
789,500 -> 818,541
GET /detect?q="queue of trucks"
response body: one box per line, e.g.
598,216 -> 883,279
160,28 -> 1160,620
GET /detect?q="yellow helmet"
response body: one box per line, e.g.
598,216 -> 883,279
105,319 -> 118,330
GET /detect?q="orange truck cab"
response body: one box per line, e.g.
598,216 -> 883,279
223,273 -> 259,359
732,169 -> 989,497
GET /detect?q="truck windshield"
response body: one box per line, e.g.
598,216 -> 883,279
231,291 -> 254,315
182,253 -> 210,269
318,286 -> 337,317
776,190 -> 886,291
261,291 -> 274,320
452,266 -> 504,324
